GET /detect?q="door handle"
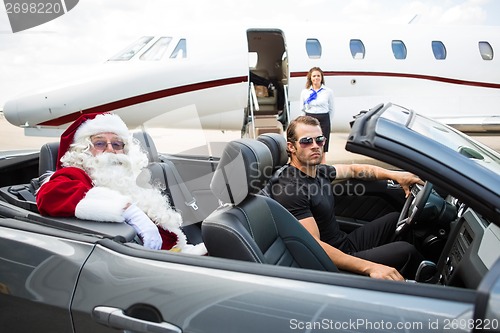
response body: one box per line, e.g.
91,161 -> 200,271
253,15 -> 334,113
92,306 -> 182,333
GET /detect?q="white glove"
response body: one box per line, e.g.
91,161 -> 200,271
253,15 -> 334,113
123,204 -> 162,250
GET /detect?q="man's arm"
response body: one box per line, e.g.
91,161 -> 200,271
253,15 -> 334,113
334,164 -> 423,197
300,216 -> 404,281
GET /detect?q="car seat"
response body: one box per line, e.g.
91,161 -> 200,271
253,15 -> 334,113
201,139 -> 338,272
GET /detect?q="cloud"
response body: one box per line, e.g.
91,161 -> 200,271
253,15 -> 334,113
441,1 -> 488,25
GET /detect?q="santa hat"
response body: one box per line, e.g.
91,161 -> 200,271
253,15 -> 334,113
57,112 -> 129,169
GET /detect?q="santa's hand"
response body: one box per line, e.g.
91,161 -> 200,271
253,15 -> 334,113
123,204 -> 162,250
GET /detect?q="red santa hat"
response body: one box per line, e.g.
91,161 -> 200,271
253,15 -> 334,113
57,112 -> 129,170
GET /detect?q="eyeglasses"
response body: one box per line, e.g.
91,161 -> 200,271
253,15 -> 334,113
293,135 -> 326,147
91,140 -> 125,151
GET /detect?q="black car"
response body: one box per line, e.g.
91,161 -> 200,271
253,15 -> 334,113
0,103 -> 499,332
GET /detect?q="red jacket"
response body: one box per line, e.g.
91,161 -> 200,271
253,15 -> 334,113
36,167 -> 178,250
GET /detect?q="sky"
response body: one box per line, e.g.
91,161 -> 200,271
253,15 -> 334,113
1,0 -> 499,107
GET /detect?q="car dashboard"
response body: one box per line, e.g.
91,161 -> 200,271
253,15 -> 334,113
438,205 -> 500,289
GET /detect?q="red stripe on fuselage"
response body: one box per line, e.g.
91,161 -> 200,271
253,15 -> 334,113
39,76 -> 247,126
38,72 -> 500,126
293,71 -> 500,89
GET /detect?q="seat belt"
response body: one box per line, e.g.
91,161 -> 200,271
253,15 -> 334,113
161,160 -> 207,222
9,184 -> 36,202
260,164 -> 288,197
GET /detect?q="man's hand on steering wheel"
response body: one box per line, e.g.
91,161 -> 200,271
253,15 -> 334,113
396,181 -> 433,237
392,171 -> 424,197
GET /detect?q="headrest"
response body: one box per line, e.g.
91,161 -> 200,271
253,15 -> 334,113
39,142 -> 59,175
132,131 -> 159,163
257,133 -> 288,171
210,139 -> 273,205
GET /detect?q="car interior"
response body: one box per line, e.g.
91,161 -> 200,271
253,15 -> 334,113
0,130 -> 496,290
0,131 -> 220,244
202,138 -> 338,272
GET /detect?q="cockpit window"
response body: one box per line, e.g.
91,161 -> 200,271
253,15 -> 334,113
392,40 -> 407,59
479,41 -> 494,60
108,36 -> 154,61
140,37 -> 173,61
350,39 -> 365,59
170,39 -> 187,58
306,39 -> 322,59
432,41 -> 447,60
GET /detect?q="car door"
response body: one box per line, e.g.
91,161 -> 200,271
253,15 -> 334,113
0,207 -> 492,333
0,218 -> 96,333
334,178 -> 407,232
72,239 -> 479,333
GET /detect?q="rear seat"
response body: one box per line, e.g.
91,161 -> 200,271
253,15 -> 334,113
1,131 -> 214,244
133,131 -> 219,244
0,140 -> 59,211
0,138 -> 137,240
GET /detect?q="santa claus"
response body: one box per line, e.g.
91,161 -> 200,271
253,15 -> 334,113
36,112 -> 207,255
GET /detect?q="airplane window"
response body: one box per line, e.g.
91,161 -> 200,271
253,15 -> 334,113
170,39 -> 187,59
350,39 -> 365,59
392,40 -> 407,59
432,41 -> 447,60
479,41 -> 494,60
140,37 -> 173,61
306,39 -> 322,59
108,36 -> 154,61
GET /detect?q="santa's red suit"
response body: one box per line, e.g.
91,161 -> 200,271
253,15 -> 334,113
36,112 -> 206,255
36,166 -> 181,249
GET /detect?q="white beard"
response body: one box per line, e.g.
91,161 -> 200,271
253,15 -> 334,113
83,152 -> 187,247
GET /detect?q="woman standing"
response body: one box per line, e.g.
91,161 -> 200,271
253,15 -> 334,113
299,67 -> 334,164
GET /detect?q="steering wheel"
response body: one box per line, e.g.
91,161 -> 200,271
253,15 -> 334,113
395,181 -> 433,236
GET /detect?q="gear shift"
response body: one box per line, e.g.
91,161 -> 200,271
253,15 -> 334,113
415,260 -> 438,283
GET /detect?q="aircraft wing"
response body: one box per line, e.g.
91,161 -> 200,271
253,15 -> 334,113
436,115 -> 500,134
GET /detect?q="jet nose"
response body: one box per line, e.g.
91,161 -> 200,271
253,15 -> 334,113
2,98 -> 21,127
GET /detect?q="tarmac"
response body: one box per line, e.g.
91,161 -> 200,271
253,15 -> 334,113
1,113 -> 499,167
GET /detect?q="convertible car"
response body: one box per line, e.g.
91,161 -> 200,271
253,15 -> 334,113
1,103 -> 499,333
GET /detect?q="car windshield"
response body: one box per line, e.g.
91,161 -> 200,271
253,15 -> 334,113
381,104 -> 500,174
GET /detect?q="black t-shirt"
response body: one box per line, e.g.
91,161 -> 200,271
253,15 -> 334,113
268,164 -> 347,247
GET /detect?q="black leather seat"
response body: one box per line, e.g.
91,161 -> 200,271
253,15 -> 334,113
256,133 -> 289,198
39,142 -> 60,175
134,131 -> 207,243
34,131 -> 206,243
256,132 -> 288,171
201,139 -> 338,272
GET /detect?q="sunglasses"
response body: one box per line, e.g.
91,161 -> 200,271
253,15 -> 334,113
91,140 -> 125,151
294,135 -> 326,147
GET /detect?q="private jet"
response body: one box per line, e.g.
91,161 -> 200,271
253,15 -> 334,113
3,23 -> 500,137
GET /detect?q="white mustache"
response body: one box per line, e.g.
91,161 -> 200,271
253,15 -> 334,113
93,152 -> 130,167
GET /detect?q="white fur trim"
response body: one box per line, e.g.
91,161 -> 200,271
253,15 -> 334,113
74,113 -> 129,142
179,243 -> 207,255
75,187 -> 130,222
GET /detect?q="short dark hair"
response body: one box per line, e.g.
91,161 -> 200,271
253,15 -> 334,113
286,115 -> 320,142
